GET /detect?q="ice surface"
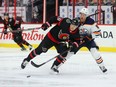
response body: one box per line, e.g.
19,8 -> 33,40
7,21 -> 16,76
0,48 -> 116,87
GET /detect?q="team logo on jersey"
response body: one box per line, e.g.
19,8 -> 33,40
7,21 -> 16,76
66,19 -> 71,23
58,30 -> 69,40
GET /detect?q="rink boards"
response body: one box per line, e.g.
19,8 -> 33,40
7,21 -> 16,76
0,24 -> 116,52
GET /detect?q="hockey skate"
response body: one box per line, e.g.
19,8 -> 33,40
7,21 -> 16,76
21,47 -> 26,51
51,64 -> 59,74
28,45 -> 33,50
99,66 -> 107,73
21,58 -> 29,69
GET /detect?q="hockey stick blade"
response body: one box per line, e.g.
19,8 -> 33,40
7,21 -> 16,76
31,57 -> 57,68
31,48 -> 71,68
31,61 -> 46,68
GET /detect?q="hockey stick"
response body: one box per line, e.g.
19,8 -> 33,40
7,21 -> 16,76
31,40 -> 86,68
31,47 -> 71,68
0,27 -> 42,33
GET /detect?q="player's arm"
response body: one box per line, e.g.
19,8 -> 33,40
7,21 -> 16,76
41,16 -> 63,30
3,20 -> 8,34
91,23 -> 101,39
8,18 -> 15,31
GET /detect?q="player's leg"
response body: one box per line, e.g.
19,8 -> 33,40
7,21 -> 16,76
87,40 -> 107,73
18,33 -> 33,50
50,42 -> 68,73
22,39 -> 33,50
21,48 -> 42,69
51,52 -> 75,74
13,34 -> 26,51
51,55 -> 67,73
51,42 -> 81,73
21,36 -> 54,69
90,47 -> 107,73
18,43 -> 26,51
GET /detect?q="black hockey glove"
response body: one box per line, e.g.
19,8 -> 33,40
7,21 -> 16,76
3,29 -> 7,34
41,22 -> 51,31
69,42 -> 79,54
59,42 -> 69,47
58,42 -> 69,57
17,28 -> 22,33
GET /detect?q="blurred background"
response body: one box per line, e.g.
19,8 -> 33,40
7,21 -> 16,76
0,0 -> 116,24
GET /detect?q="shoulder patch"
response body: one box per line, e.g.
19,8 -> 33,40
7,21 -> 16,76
66,19 -> 71,23
57,16 -> 62,21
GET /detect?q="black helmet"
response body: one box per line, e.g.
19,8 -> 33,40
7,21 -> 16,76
4,13 -> 9,16
71,18 -> 78,25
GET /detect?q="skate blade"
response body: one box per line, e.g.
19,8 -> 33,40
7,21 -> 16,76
49,69 -> 59,75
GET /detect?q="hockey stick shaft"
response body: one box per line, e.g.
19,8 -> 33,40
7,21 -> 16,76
0,27 -> 42,33
31,48 -> 71,68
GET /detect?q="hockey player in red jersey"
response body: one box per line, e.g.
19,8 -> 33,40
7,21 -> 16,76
2,13 -> 33,51
21,16 -> 79,69
51,7 -> 107,74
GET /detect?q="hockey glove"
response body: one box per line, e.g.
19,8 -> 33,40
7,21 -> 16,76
41,22 -> 51,30
59,42 -> 69,48
69,42 -> 79,54
17,28 -> 22,33
3,29 -> 7,34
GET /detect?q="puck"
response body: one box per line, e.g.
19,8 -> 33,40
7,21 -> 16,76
27,75 -> 31,78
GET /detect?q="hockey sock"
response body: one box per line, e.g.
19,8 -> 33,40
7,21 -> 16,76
22,40 -> 30,46
96,57 -> 103,65
27,50 -> 38,60
18,43 -> 26,49
90,48 -> 105,67
53,55 -> 66,66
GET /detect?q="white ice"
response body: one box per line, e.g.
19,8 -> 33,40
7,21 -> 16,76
0,48 -> 116,87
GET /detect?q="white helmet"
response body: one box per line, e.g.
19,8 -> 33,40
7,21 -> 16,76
80,7 -> 89,17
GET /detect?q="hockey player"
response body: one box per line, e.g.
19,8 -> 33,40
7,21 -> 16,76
51,7 -> 107,74
21,16 -> 79,69
2,13 -> 33,51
